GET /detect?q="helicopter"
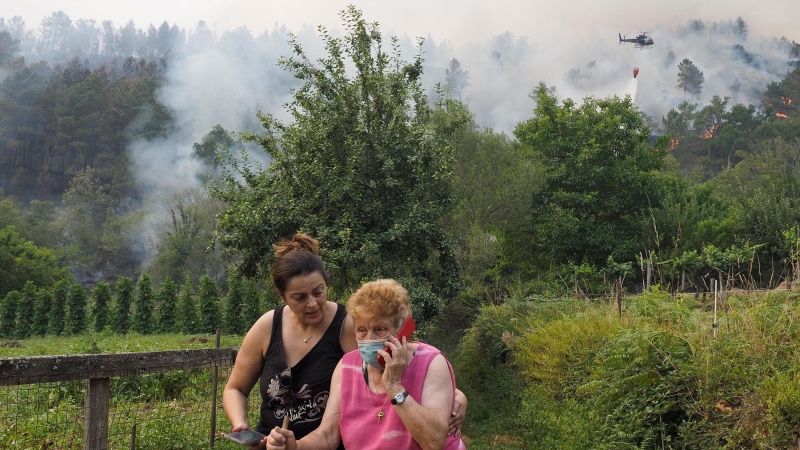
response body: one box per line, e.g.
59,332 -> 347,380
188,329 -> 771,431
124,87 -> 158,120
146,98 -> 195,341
619,32 -> 654,49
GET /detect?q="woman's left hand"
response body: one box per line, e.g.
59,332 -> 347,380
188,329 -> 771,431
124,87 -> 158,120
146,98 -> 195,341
449,389 -> 467,436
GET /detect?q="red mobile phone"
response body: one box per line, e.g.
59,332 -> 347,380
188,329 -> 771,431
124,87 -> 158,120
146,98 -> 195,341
378,316 -> 416,368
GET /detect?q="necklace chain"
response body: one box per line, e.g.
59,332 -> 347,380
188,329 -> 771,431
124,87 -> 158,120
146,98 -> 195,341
370,371 -> 389,422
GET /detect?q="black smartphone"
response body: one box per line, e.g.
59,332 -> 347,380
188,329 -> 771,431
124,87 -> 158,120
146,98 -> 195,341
378,316 -> 416,368
224,429 -> 266,446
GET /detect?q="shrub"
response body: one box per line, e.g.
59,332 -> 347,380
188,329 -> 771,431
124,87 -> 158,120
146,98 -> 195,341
16,281 -> 37,339
32,288 -> 52,336
133,273 -> 154,334
112,277 -> 133,333
92,282 -> 111,332
178,277 -> 197,334
199,275 -> 220,334
1,290 -> 20,338
157,277 -> 178,333
65,284 -> 87,335
223,271 -> 244,335
49,279 -> 69,335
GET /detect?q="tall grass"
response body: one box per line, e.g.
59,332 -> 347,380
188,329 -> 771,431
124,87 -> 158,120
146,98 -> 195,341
454,291 -> 800,449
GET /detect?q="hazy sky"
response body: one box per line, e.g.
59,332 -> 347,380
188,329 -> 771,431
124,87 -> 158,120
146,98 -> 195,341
5,0 -> 800,43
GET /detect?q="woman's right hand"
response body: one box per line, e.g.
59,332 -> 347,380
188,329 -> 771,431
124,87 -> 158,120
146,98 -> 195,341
266,427 -> 296,450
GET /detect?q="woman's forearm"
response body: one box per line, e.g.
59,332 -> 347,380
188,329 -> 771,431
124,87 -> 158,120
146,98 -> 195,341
223,387 -> 250,429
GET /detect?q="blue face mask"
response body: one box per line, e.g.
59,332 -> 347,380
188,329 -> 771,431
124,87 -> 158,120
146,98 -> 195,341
357,338 -> 389,370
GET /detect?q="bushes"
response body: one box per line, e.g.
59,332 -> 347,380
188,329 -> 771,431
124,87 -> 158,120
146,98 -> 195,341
457,291 -> 800,449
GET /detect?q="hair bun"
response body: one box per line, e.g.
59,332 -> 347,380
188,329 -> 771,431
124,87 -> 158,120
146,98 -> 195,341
274,233 -> 320,257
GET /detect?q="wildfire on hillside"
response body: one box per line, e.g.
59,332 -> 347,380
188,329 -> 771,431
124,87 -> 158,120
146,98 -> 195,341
668,138 -> 680,150
781,96 -> 793,105
776,113 -> 789,118
700,124 -> 720,139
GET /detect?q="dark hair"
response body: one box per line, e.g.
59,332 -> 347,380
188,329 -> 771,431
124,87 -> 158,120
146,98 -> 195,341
271,233 -> 329,296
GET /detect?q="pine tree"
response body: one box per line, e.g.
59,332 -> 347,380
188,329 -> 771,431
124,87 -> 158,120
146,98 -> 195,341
16,281 -> 37,339
676,58 -> 705,100
199,275 -> 220,334
112,277 -> 134,333
223,271 -> 244,335
178,277 -> 198,334
1,291 -> 20,338
157,277 -> 178,333
65,284 -> 87,335
133,273 -> 154,334
32,288 -> 53,336
92,282 -> 111,332
242,279 -> 263,328
49,279 -> 70,335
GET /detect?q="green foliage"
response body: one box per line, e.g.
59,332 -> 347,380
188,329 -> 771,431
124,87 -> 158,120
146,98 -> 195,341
157,277 -> 178,333
15,281 -> 37,339
178,277 -> 198,334
581,327 -> 696,449
32,288 -> 53,337
91,282 -> 111,332
112,277 -> 133,333
49,279 -> 69,335
676,58 -> 704,100
514,86 -> 666,270
241,279 -> 263,328
209,7 -> 462,326
0,225 -> 67,299
0,291 -> 20,338
199,275 -> 220,334
223,271 -> 244,335
133,273 -> 154,334
65,283 -> 87,335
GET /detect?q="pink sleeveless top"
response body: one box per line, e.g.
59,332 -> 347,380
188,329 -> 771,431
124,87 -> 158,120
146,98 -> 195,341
339,343 -> 466,450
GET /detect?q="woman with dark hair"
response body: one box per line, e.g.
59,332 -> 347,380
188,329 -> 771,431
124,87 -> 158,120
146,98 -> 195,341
223,234 -> 466,449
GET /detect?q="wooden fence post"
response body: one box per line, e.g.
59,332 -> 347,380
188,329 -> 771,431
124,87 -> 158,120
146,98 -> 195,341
84,377 -> 110,450
616,276 -> 623,317
210,329 -> 222,448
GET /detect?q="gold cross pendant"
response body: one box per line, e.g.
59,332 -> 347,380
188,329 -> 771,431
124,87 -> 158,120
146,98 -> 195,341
377,410 -> 384,421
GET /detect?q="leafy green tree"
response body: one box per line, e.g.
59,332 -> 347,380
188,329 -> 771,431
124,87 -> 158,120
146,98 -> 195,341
112,277 -> 133,333
199,275 -> 220,334
0,225 -> 67,298
49,279 -> 70,335
15,281 -> 36,339
32,288 -> 53,336
192,124 -> 243,174
0,291 -> 20,338
223,271 -> 245,335
178,277 -> 198,334
676,58 -> 704,100
65,283 -> 87,335
0,30 -> 20,66
91,282 -> 111,332
133,273 -> 154,334
210,7 -> 463,325
514,86 -> 667,269
242,278 -> 263,328
157,277 -> 179,333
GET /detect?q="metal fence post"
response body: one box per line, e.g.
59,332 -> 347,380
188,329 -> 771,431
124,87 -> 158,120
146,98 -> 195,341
84,377 -> 110,450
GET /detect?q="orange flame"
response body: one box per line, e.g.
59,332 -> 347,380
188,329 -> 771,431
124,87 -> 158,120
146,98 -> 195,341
668,138 -> 680,150
781,96 -> 793,105
701,131 -> 713,139
776,113 -> 788,118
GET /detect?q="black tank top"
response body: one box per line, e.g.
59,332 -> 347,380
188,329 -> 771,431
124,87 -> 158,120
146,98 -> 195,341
256,303 -> 347,449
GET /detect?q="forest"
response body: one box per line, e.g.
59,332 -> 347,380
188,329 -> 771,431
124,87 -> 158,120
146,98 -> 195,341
1,7 -> 800,448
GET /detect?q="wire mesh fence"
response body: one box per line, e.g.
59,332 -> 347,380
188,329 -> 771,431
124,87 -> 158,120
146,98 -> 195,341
0,350 -> 263,449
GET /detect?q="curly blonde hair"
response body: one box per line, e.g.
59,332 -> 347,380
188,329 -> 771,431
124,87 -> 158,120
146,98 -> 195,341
346,279 -> 411,329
